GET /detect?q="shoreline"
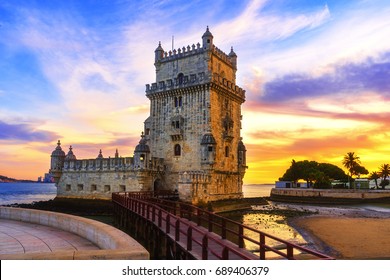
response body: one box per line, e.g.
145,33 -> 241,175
278,203 -> 390,259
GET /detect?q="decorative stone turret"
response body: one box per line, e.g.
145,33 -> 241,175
201,133 -> 216,166
65,146 -> 77,161
229,47 -> 237,70
238,139 -> 247,168
155,41 -> 164,63
97,149 -> 103,159
134,132 -> 150,169
202,26 -> 213,50
50,140 -> 66,184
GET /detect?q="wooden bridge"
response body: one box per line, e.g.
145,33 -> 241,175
112,191 -> 333,260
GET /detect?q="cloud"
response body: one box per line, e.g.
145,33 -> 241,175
56,134 -> 141,159
259,53 -> 390,103
0,121 -> 59,142
211,1 -> 330,47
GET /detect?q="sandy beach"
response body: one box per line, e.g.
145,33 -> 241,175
292,216 -> 390,259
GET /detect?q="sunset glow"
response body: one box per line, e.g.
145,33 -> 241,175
1,0 -> 389,183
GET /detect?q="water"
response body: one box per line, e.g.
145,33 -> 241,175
243,184 -> 273,198
0,182 -> 56,206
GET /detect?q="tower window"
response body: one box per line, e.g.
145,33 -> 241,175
174,144 -> 181,156
172,121 -> 180,129
174,96 -> 183,107
140,154 -> 145,161
225,146 -> 229,157
178,73 -> 184,85
208,146 -> 213,152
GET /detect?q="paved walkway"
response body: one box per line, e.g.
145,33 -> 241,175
0,219 -> 100,255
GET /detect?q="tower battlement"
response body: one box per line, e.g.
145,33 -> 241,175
156,43 -> 234,68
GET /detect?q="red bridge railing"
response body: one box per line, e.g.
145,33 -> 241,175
112,191 -> 333,260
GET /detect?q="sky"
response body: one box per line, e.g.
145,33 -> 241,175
0,0 -> 390,183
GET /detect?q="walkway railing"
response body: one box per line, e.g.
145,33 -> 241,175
112,191 -> 333,260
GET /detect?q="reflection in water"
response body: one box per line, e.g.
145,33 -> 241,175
222,210 -> 307,257
242,212 -> 306,252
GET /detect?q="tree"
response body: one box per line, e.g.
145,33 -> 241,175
280,160 -> 348,189
342,152 -> 368,188
318,163 -> 348,181
354,165 -> 369,178
379,164 -> 390,189
369,171 -> 380,189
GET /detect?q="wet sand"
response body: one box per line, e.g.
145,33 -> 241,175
293,216 -> 390,259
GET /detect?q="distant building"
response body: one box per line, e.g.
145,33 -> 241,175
275,181 -> 308,188
50,27 -> 247,204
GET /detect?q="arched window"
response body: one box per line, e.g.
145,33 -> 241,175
174,144 -> 181,156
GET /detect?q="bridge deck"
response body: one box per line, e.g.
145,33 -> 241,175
112,192 -> 334,260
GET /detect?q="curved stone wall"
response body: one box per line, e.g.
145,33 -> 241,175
0,207 -> 149,260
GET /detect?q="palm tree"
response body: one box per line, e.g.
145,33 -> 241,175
379,164 -> 390,189
369,171 -> 380,189
342,152 -> 361,189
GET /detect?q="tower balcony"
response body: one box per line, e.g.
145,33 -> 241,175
170,128 -> 184,141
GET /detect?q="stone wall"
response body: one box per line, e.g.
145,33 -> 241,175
271,188 -> 390,203
0,207 -> 149,260
57,170 -> 156,199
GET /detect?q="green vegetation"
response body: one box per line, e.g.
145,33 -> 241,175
342,152 -> 368,189
280,160 -> 348,189
379,164 -> 390,189
280,153 -> 390,190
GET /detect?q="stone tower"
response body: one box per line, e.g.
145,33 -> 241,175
145,27 -> 247,204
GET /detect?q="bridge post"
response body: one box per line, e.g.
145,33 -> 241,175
187,227 -> 192,251
158,209 -> 162,227
152,206 -> 156,222
208,213 -> 213,232
166,214 -> 171,234
175,219 -> 180,241
287,245 -> 294,260
221,219 -> 226,239
260,234 -> 266,260
202,236 -> 208,260
238,226 -> 244,248
222,247 -> 229,260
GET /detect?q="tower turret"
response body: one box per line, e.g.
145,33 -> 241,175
202,26 -> 213,50
201,133 -> 217,166
65,146 -> 77,161
155,41 -> 164,62
97,149 -> 103,159
229,47 -> 237,70
134,132 -> 150,169
49,140 -> 66,184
